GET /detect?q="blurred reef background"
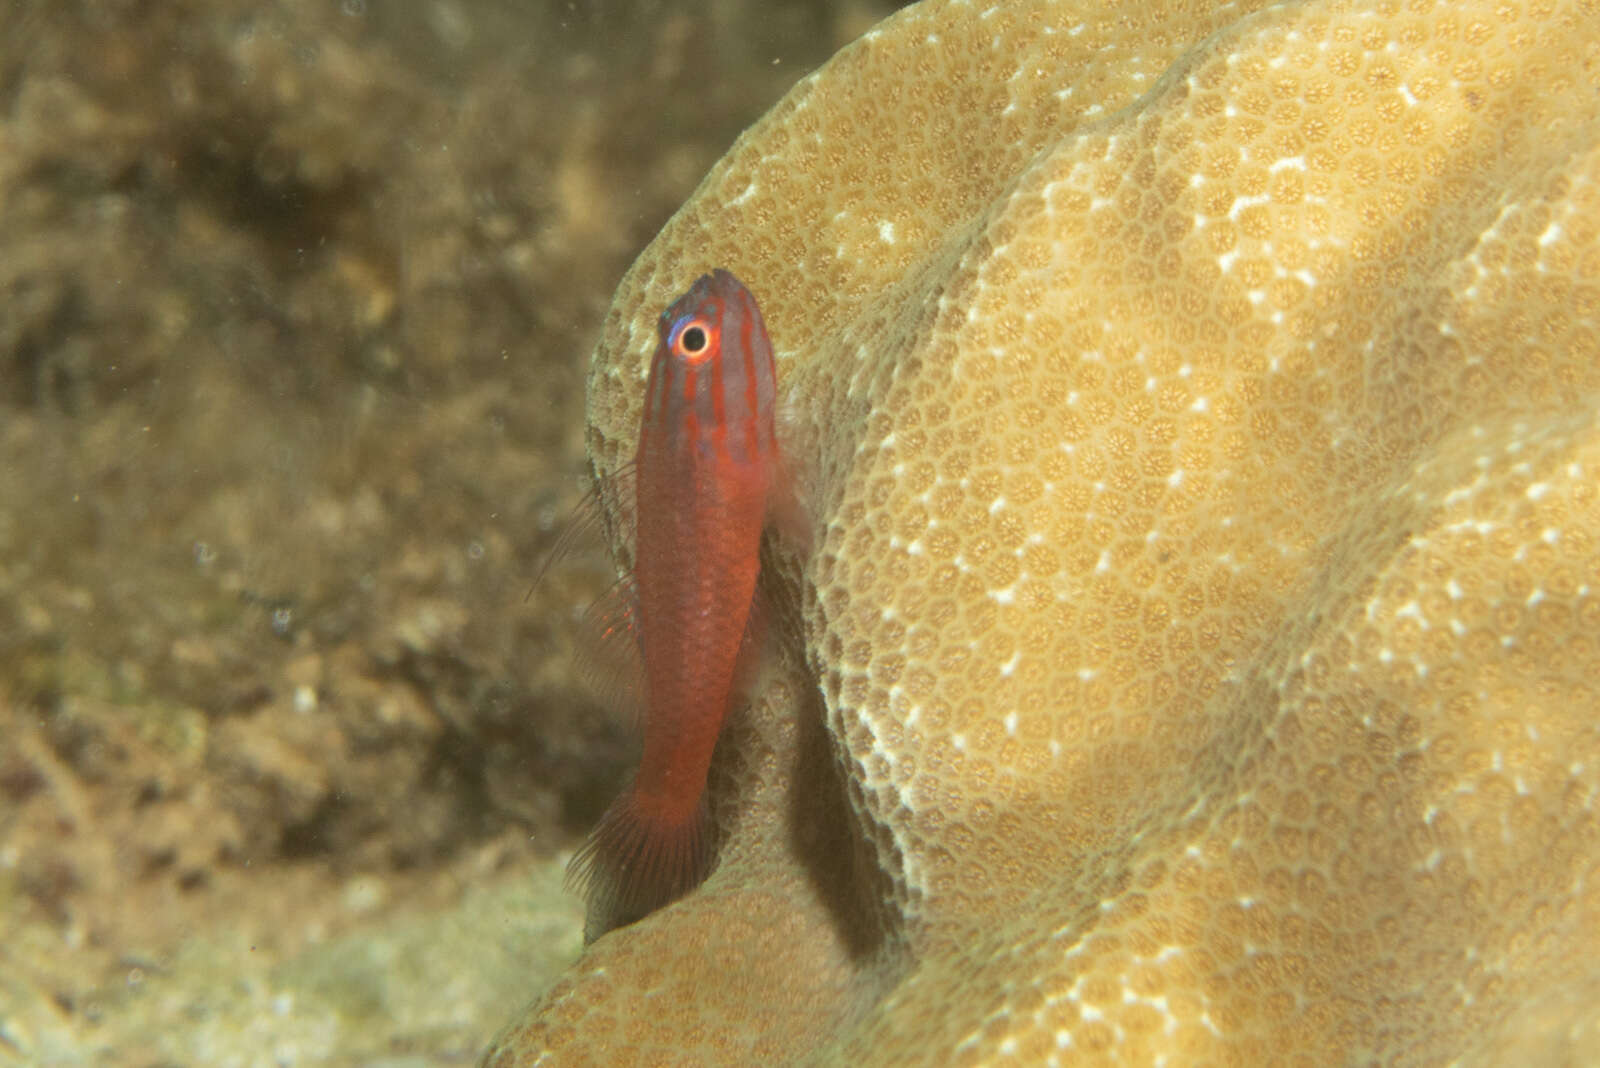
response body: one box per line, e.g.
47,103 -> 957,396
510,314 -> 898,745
0,1 -> 907,1062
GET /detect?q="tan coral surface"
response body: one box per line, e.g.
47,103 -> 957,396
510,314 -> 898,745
486,0 -> 1600,1062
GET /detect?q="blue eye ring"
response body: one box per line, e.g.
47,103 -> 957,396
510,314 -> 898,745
670,316 -> 716,363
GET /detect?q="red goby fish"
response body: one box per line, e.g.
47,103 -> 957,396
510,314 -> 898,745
568,269 -> 789,931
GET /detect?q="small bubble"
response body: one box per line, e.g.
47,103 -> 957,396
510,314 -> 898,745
341,0 -> 366,14
272,606 -> 294,636
194,541 -> 216,567
467,540 -> 486,560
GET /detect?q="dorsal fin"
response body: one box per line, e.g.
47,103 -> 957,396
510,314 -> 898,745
526,462 -> 647,721
572,573 -> 646,726
524,461 -> 636,604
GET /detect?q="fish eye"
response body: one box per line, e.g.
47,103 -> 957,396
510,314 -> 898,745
672,317 -> 716,362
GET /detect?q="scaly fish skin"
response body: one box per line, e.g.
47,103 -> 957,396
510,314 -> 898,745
568,269 -> 782,936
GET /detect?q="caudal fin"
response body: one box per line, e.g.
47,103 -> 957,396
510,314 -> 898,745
565,788 -> 711,937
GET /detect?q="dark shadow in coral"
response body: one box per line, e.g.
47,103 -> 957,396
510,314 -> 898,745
781,662 -> 897,964
747,533 -> 899,966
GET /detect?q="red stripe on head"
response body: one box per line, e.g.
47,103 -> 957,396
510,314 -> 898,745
739,295 -> 760,460
708,297 -> 727,436
680,360 -> 700,445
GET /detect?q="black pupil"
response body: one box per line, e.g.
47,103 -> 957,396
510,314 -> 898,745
681,325 -> 707,353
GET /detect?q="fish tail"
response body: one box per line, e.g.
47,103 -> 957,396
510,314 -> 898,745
565,786 -> 711,936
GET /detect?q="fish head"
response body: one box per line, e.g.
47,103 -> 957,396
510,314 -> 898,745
643,269 -> 777,468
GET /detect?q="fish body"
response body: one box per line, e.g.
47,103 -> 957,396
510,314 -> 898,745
569,269 -> 784,930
